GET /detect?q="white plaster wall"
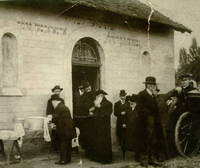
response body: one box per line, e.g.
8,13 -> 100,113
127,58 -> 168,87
0,5 -> 175,130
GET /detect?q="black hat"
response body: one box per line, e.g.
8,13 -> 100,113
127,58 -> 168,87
119,90 -> 127,96
126,95 -> 131,101
51,94 -> 62,101
51,85 -> 63,92
180,74 -> 192,80
129,94 -> 137,102
95,89 -> 108,96
143,76 -> 157,85
81,81 -> 91,89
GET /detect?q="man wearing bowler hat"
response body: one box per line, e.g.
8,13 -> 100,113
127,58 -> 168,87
114,90 -> 128,146
46,85 -> 65,151
135,76 -> 163,167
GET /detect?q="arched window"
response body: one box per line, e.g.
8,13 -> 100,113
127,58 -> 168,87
0,32 -> 24,96
141,51 -> 151,82
72,39 -> 101,66
2,33 -> 18,87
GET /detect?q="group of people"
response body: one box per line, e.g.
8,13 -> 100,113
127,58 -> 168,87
114,75 -> 196,167
73,81 -> 113,164
45,74 -> 196,167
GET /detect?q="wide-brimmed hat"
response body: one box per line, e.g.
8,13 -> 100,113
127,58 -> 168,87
143,76 -> 157,85
81,81 -> 91,89
51,94 -> 62,101
51,85 -> 63,92
95,89 -> 108,96
129,94 -> 137,102
180,74 -> 192,80
119,90 -> 127,96
126,95 -> 131,101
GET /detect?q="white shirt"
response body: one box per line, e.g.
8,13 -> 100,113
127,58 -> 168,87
146,88 -> 153,97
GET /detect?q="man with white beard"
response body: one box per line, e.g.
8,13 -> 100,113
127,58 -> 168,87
88,89 -> 113,164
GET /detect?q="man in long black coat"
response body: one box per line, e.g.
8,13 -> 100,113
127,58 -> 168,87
135,76 -> 162,167
50,94 -> 76,165
88,89 -> 113,163
125,94 -> 139,160
114,90 -> 127,146
77,81 -> 95,150
46,85 -> 65,151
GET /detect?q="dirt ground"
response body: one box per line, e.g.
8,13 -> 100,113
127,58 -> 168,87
0,143 -> 200,168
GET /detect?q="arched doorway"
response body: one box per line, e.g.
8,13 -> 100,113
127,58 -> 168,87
72,37 -> 102,112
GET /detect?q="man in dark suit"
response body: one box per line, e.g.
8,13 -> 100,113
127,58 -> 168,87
77,81 -> 95,150
50,94 -> 76,165
46,85 -> 65,115
114,90 -> 127,146
180,74 -> 196,100
135,76 -> 162,167
46,85 -> 65,151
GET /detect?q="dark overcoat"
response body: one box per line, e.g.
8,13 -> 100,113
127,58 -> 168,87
135,89 -> 159,159
125,103 -> 138,152
89,97 -> 113,163
52,103 -> 76,140
76,92 -> 95,149
46,95 -> 65,115
155,89 -> 176,158
114,100 -> 127,144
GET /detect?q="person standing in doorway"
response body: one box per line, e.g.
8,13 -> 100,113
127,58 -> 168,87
73,83 -> 85,127
77,81 -> 95,151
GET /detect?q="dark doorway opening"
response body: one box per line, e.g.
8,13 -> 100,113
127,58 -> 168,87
72,65 -> 100,94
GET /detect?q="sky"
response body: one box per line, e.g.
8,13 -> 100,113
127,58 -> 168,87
139,0 -> 200,69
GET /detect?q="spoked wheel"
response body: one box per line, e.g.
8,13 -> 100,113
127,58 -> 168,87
175,112 -> 200,157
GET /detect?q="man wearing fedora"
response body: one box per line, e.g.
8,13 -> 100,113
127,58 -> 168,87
114,90 -> 128,146
77,81 -> 95,150
50,94 -> 76,165
46,85 -> 65,116
46,85 -> 65,151
88,89 -> 113,163
135,76 -> 162,167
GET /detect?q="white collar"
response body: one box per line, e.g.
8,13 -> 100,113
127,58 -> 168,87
146,88 -> 153,96
183,84 -> 189,89
79,90 -> 84,95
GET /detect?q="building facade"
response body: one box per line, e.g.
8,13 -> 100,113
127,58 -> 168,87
0,1 -> 190,131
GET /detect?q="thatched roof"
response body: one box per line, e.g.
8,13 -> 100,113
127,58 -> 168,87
64,0 -> 191,33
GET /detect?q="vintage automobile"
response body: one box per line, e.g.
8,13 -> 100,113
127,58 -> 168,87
175,90 -> 200,157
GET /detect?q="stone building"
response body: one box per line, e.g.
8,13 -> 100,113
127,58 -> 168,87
0,0 -> 191,132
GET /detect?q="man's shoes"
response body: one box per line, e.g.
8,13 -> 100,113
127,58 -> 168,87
149,160 -> 163,167
140,159 -> 148,167
55,161 -> 68,165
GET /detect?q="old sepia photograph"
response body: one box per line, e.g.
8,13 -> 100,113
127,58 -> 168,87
0,0 -> 200,167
